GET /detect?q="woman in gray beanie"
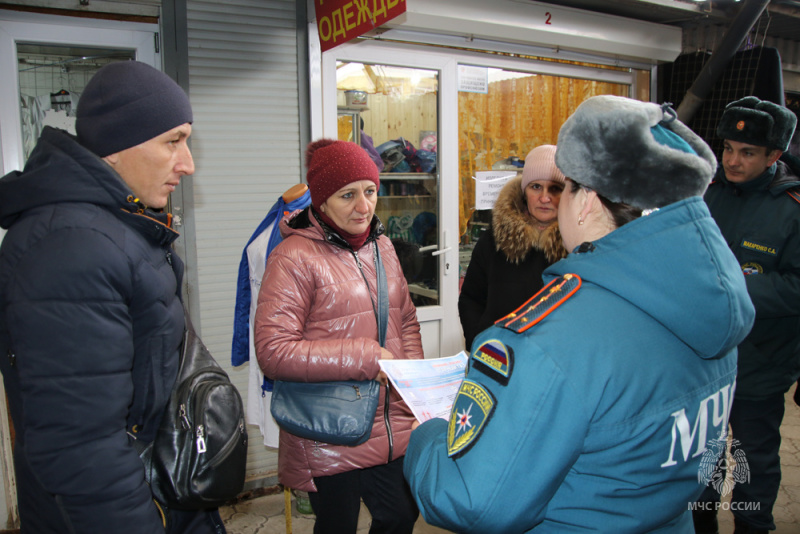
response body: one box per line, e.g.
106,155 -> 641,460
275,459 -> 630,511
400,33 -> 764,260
403,95 -> 755,533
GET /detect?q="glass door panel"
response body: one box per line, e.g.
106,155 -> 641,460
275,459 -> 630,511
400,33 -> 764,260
457,66 -> 630,285
336,62 -> 440,308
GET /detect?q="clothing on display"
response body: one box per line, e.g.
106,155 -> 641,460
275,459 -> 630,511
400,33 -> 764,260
20,90 -> 81,159
232,186 -> 312,447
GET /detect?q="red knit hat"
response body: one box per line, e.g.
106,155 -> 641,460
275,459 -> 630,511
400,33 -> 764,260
305,139 -> 380,209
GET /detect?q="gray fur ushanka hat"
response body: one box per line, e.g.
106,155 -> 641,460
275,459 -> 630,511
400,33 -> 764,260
716,96 -> 797,152
555,95 -> 717,210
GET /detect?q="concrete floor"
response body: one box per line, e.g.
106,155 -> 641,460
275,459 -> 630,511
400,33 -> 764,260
221,385 -> 800,533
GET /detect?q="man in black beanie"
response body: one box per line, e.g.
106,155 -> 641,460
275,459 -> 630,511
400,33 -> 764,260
694,96 -> 800,534
0,61 -> 225,533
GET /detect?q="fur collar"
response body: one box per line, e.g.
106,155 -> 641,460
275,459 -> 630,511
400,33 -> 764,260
491,176 -> 567,264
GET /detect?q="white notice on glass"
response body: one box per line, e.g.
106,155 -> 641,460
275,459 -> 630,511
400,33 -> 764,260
474,171 -> 517,210
379,351 -> 469,423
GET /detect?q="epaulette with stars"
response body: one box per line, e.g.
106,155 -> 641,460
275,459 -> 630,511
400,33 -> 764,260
495,274 -> 581,334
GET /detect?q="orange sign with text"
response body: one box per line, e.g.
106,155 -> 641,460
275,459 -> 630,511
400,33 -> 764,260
315,0 -> 407,52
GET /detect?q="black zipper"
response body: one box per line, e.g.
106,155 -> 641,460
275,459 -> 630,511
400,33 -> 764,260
384,382 -> 393,462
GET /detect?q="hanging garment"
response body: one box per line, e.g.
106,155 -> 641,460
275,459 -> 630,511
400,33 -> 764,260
232,188 -> 312,447
20,91 -> 81,160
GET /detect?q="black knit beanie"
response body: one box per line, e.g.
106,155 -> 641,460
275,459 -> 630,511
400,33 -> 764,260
76,61 -> 193,157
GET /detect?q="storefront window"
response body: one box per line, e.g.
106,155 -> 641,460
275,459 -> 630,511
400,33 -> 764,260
457,66 -> 630,284
336,62 -> 440,307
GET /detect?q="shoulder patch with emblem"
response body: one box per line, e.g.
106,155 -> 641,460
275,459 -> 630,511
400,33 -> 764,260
447,379 -> 495,458
496,274 -> 581,334
472,339 -> 513,384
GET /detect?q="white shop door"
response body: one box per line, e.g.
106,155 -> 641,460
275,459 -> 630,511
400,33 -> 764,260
319,40 -> 463,360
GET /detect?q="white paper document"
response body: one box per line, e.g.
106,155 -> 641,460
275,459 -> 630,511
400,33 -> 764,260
474,171 -> 517,210
379,351 -> 469,423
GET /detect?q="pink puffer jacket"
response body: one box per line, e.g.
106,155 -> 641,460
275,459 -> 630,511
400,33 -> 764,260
254,208 -> 424,492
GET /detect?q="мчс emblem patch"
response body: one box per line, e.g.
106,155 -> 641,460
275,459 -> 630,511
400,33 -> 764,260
447,379 -> 495,458
472,339 -> 513,384
497,274 -> 581,334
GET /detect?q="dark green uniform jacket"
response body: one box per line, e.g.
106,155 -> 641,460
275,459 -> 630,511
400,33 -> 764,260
704,156 -> 800,400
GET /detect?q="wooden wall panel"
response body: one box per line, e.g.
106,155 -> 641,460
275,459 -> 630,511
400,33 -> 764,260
458,75 -> 629,237
348,92 -> 438,148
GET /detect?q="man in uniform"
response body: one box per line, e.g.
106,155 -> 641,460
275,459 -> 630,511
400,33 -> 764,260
696,96 -> 800,534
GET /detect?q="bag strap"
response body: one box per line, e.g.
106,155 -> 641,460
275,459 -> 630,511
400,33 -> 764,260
373,240 -> 388,348
354,240 -> 389,348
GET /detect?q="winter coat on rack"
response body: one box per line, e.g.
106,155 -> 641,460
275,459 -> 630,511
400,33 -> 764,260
254,207 -> 424,492
231,188 -> 312,448
459,175 -> 567,351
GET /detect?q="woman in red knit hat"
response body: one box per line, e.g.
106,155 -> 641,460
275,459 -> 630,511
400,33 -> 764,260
254,139 -> 423,533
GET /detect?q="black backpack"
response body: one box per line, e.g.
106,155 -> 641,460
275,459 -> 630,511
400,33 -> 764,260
138,318 -> 248,510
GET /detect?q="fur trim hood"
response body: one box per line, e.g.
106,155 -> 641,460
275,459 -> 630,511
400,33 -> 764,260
491,175 -> 567,264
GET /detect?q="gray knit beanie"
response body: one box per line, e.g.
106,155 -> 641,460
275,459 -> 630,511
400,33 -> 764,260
76,60 -> 193,157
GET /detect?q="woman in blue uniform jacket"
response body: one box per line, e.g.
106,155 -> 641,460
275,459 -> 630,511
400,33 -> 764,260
403,96 -> 756,533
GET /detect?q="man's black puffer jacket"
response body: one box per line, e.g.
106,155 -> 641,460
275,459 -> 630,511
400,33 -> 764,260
0,127 -> 184,533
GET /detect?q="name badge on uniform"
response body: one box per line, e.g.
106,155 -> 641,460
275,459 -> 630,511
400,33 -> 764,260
447,379 -> 495,458
740,239 -> 777,257
472,339 -> 513,384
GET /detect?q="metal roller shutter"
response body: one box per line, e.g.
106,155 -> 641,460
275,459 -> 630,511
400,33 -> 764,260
186,0 -> 303,486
